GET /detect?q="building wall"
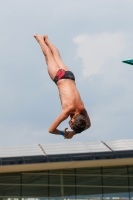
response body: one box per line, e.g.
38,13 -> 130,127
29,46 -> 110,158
0,165 -> 133,199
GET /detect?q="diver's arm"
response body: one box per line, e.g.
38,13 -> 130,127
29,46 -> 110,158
48,110 -> 69,134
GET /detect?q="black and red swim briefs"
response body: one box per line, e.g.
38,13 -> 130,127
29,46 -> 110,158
53,69 -> 75,84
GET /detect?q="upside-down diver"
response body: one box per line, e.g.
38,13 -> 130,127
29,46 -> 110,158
34,34 -> 91,139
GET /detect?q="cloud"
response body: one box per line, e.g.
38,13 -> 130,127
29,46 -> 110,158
72,31 -> 133,141
73,32 -> 125,77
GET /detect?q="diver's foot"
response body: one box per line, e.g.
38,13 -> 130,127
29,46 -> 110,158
44,34 -> 48,42
34,34 -> 46,43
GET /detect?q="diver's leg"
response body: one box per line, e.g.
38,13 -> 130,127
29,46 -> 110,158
45,35 -> 69,71
34,34 -> 59,80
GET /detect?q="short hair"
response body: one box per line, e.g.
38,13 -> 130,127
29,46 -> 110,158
71,114 -> 87,133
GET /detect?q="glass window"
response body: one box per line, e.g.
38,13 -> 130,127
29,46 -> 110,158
49,169 -> 61,174
128,166 -> 133,174
49,169 -> 62,186
49,186 -> 61,198
76,167 -> 102,187
102,166 -> 128,187
102,166 -> 127,175
0,173 -> 21,197
0,173 -> 21,184
24,198 -> 48,200
103,187 -> 129,199
129,188 -> 133,199
75,168 -> 102,199
0,166 -> 132,199
49,174 -> 60,185
0,185 -> 20,196
76,167 -> 101,175
63,170 -> 75,186
49,170 -> 76,198
22,172 -> 48,197
22,172 -> 48,184
103,176 -> 128,187
128,166 -> 133,198
64,187 -> 75,199
22,186 -> 48,197
128,166 -> 133,186
63,169 -> 75,174
0,198 -> 21,200
76,175 -> 102,186
76,186 -> 102,199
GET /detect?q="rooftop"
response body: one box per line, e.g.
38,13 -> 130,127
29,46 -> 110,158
0,139 -> 133,173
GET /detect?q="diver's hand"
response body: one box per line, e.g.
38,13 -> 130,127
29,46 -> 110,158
64,128 -> 75,139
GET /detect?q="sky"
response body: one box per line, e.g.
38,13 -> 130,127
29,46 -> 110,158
0,0 -> 133,146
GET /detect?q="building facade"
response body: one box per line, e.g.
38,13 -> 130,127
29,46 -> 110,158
0,139 -> 133,199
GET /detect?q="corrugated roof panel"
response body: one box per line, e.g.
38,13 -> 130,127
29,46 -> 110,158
104,140 -> 133,151
0,139 -> 132,158
41,142 -> 87,155
123,139 -> 133,148
84,142 -> 110,152
41,141 -> 111,155
0,145 -> 45,158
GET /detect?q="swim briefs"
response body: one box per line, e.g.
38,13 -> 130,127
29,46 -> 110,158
53,69 -> 75,84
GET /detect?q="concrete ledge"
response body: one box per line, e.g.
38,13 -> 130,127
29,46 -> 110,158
0,157 -> 133,173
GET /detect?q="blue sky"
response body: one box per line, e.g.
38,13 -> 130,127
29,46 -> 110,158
0,0 -> 133,146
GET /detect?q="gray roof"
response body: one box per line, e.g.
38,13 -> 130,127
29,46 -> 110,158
0,139 -> 133,165
41,141 -> 109,155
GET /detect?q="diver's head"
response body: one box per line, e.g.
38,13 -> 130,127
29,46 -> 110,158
69,114 -> 87,133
